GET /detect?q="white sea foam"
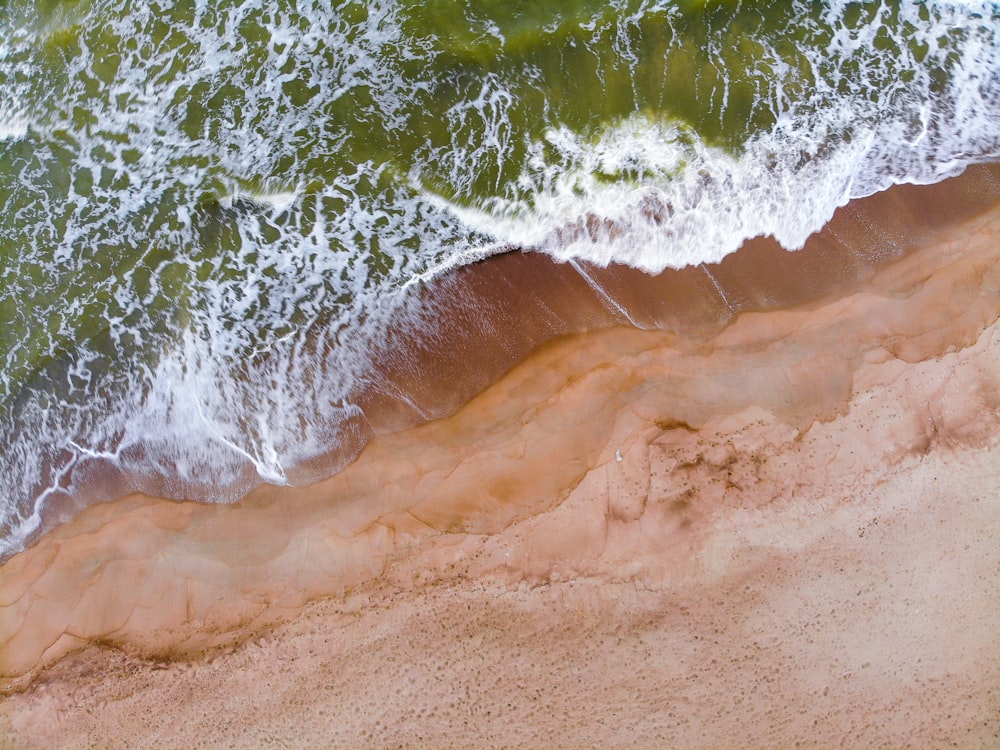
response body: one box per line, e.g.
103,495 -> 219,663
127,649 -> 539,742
0,24 -> 32,144
220,186 -> 301,215
432,115 -> 883,270
427,1 -> 1000,272
0,115 -> 28,142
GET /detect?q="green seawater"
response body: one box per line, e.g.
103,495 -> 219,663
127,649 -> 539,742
0,0 -> 997,554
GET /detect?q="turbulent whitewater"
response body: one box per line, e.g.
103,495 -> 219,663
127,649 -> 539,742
0,0 -> 998,557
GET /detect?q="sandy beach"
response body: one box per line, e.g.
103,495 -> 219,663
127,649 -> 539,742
2,166 -> 1000,748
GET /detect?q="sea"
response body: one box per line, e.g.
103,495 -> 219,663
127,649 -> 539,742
0,0 -> 998,558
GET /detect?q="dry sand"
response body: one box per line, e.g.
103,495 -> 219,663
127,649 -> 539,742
1,171 -> 1000,748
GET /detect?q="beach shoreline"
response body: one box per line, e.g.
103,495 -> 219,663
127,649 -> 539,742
2,168 -> 1000,747
20,165 -> 1000,555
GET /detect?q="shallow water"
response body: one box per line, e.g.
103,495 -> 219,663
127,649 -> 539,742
0,0 -> 998,556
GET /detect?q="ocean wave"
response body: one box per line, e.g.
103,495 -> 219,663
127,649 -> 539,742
427,2 -> 1000,270
0,0 -> 998,557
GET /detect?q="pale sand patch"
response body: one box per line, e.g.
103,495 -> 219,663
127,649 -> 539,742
1,200 -> 999,747
2,340 -> 998,749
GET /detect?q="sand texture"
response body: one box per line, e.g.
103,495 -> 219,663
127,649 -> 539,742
1,170 -> 1000,747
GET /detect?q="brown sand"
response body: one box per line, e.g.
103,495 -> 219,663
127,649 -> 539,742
2,171 -> 1000,747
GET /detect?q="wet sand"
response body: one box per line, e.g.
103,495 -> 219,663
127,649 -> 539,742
2,167 -> 1000,748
